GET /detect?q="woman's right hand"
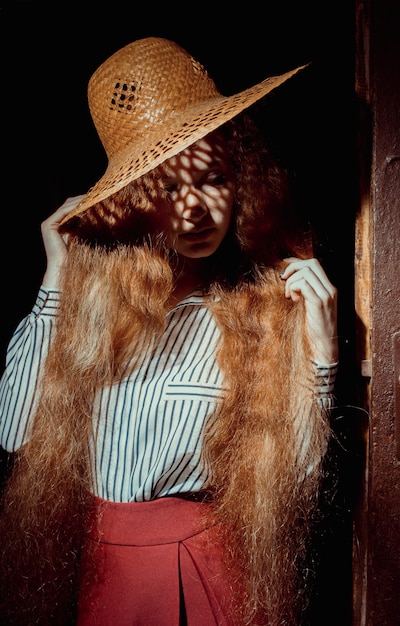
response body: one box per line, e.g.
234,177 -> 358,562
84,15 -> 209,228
41,195 -> 85,289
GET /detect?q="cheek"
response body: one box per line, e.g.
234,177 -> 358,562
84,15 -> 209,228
209,186 -> 234,225
161,209 -> 181,235
155,206 -> 181,247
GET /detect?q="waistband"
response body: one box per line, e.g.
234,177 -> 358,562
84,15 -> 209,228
87,495 -> 216,546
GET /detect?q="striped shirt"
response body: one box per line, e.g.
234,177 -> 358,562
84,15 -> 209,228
0,287 -> 338,502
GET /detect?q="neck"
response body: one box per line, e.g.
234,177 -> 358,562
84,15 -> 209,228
169,256 -> 210,305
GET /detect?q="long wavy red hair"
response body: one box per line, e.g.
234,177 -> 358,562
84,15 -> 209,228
0,115 -> 330,625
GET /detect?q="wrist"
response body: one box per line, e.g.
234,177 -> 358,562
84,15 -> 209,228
42,266 -> 62,290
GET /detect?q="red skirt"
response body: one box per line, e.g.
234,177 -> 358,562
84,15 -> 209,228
77,495 -> 241,626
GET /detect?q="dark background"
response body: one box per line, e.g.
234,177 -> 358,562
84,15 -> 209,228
1,0 -> 357,349
1,2 -> 360,624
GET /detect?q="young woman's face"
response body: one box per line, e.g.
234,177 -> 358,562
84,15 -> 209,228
156,131 -> 235,259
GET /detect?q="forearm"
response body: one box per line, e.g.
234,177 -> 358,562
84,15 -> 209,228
0,287 -> 60,451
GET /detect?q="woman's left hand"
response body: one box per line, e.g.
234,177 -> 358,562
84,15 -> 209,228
280,257 -> 338,364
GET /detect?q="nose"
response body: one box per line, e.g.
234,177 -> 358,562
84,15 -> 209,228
179,186 -> 208,221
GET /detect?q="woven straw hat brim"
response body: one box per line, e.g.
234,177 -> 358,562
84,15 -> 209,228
61,61 -> 307,225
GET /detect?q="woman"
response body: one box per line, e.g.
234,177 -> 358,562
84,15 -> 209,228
0,38 -> 338,625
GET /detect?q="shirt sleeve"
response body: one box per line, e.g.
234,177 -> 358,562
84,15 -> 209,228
0,287 -> 60,451
312,360 -> 339,411
293,360 -> 339,476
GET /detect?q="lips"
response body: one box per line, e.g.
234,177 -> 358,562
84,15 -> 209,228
179,228 -> 214,242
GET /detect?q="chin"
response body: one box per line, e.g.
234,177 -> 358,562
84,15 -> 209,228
180,247 -> 219,259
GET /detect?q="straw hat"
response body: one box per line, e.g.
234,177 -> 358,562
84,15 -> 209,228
61,37 -> 307,225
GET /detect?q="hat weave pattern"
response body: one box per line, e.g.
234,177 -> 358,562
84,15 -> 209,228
62,37 -> 306,224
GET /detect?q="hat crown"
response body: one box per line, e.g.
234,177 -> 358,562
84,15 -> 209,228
88,37 -> 221,158
61,37 -> 306,226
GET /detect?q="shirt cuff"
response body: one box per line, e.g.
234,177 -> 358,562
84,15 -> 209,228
312,360 -> 339,410
32,286 -> 62,318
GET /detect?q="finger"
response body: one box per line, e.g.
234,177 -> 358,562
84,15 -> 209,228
282,257 -> 327,283
285,277 -> 337,319
56,195 -> 86,219
60,194 -> 86,211
42,195 -> 86,231
281,258 -> 336,299
284,275 -> 325,303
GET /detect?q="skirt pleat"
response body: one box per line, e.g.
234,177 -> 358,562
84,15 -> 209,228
77,496 -> 239,626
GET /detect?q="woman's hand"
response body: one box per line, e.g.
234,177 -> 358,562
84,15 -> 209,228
280,257 -> 339,364
41,195 -> 85,289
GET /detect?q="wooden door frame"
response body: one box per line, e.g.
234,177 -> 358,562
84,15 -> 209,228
354,0 -> 400,624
